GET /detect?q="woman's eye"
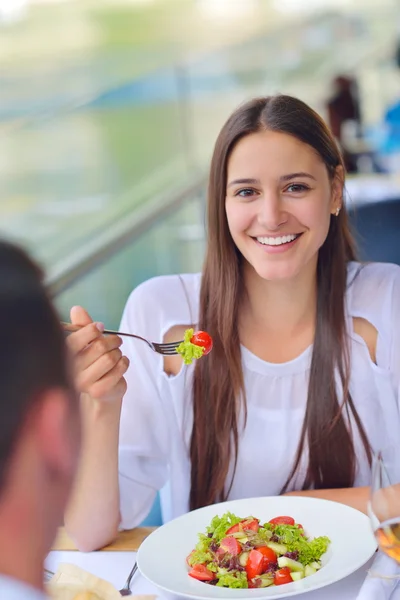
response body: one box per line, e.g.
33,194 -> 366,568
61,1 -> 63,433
286,183 -> 309,193
235,188 -> 256,198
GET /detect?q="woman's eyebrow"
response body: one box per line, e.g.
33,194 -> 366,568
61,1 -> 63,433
227,178 -> 261,187
280,172 -> 316,182
227,173 -> 316,187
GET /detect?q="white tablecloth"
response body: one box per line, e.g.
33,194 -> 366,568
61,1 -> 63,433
45,551 -> 399,599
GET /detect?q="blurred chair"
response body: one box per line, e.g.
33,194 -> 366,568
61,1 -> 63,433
139,493 -> 163,526
348,198 -> 400,265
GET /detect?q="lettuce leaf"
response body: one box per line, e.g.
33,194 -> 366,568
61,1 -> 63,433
206,512 -> 243,542
269,524 -> 330,565
189,533 -> 215,568
216,571 -> 248,588
176,328 -> 204,365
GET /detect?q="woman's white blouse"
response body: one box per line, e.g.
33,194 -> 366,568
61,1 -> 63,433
118,261 -> 400,529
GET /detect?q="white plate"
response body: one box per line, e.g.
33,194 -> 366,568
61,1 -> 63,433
137,496 -> 377,599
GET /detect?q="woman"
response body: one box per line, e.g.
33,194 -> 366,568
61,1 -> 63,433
65,95 -> 400,552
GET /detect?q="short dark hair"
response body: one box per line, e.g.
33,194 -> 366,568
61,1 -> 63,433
0,240 -> 73,491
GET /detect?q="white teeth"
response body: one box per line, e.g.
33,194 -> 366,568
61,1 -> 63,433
256,234 -> 298,246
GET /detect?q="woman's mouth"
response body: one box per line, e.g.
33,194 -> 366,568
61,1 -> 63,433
253,233 -> 302,253
256,234 -> 300,246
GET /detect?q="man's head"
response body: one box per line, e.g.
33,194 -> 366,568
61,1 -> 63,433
0,241 -> 80,558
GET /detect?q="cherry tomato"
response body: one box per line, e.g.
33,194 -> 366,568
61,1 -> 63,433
274,567 -> 293,585
242,518 -> 260,532
190,331 -> 213,355
188,564 -> 215,581
296,523 -> 305,535
225,523 -> 240,535
269,516 -> 295,526
245,549 -> 264,580
220,536 -> 241,556
256,546 -> 277,571
226,518 -> 259,535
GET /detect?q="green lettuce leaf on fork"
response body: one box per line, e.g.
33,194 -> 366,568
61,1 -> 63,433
176,328 -> 205,365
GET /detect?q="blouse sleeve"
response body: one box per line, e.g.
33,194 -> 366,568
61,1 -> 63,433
117,273 -> 198,529
117,278 -> 172,529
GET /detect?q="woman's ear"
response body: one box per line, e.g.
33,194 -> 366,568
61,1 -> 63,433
330,165 -> 345,215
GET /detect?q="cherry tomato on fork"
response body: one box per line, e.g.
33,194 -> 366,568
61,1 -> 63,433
191,331 -> 213,355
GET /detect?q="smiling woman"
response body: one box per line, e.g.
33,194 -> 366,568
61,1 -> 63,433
225,130 -> 342,281
64,95 -> 400,553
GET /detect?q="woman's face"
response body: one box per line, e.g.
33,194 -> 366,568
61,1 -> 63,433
225,130 -> 342,282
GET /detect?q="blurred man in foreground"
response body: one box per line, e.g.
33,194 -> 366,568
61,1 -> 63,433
0,240 -> 80,599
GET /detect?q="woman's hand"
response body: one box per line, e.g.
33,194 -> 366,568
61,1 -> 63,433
66,306 -> 129,404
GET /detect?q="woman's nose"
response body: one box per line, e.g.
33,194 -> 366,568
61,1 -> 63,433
257,193 -> 288,231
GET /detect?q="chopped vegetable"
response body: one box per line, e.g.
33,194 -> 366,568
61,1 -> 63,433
176,328 -> 213,365
186,511 -> 330,589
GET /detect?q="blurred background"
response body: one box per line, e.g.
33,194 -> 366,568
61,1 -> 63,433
1,0 -> 400,328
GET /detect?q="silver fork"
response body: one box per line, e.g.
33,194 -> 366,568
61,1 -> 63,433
61,322 -> 182,356
44,564 -> 138,596
44,568 -> 55,583
119,561 -> 138,596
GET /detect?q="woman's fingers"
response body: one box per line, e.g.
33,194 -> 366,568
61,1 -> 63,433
73,333 -> 122,373
70,305 -> 93,327
79,355 -> 130,401
66,321 -> 106,356
66,305 -> 129,402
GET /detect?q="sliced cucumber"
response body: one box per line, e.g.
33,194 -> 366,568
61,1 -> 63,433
266,542 -> 287,555
237,536 -> 248,544
304,565 -> 317,578
230,532 -> 248,540
239,552 -> 249,567
258,575 -> 274,588
310,561 -> 321,570
277,557 -> 305,573
290,571 -> 304,582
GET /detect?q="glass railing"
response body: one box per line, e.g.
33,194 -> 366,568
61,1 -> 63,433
1,6 -> 399,288
54,191 -> 206,328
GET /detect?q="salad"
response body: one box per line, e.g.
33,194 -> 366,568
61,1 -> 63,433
186,512 -> 330,589
177,328 -> 213,365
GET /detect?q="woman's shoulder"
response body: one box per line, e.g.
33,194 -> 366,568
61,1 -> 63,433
348,260 -> 400,292
122,272 -> 202,330
347,260 -> 400,317
131,272 -> 201,302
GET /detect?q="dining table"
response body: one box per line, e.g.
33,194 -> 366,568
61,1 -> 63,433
46,527 -> 397,599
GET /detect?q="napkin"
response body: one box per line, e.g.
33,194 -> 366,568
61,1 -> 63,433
46,563 -> 156,600
356,552 -> 400,599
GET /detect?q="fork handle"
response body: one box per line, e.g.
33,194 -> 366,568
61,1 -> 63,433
61,322 -> 144,341
125,562 -> 138,587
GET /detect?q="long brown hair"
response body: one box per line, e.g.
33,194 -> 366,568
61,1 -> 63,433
189,95 -> 372,510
